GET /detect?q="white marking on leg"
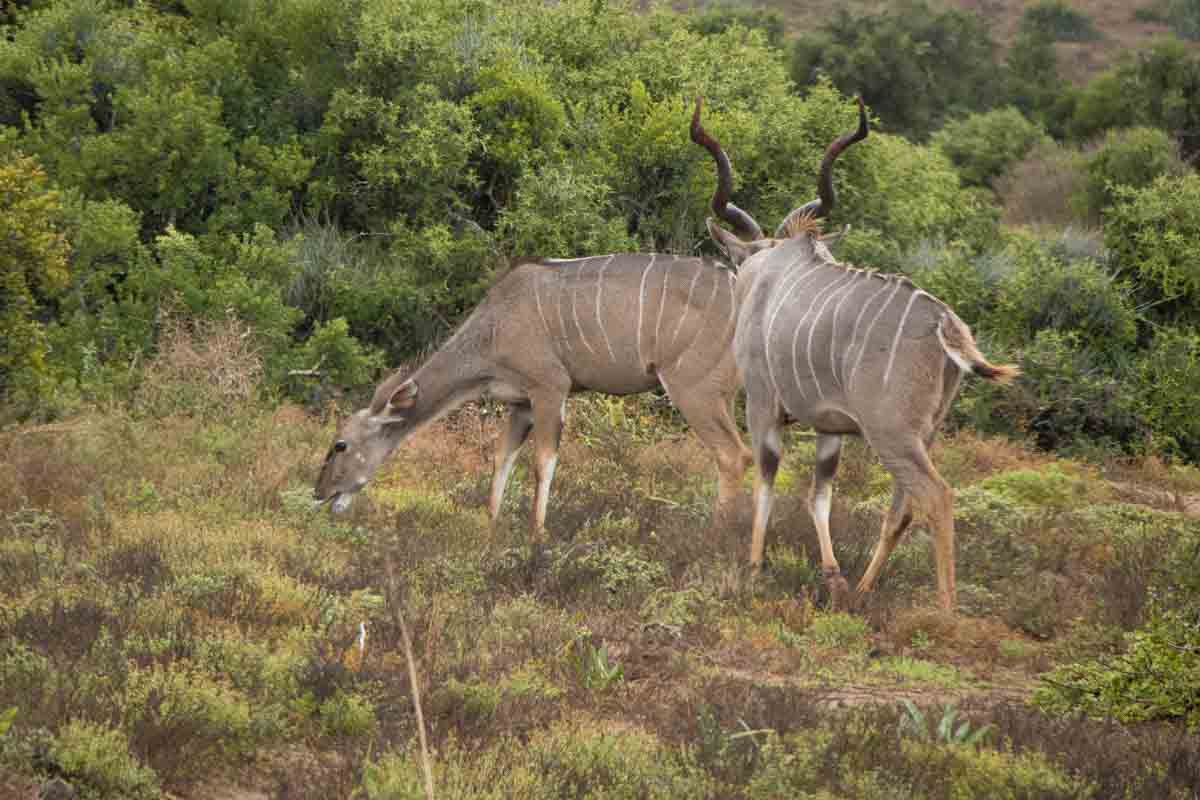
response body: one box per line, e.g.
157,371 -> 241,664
670,268 -> 703,349
490,446 -> 522,517
829,271 -> 866,389
882,290 -> 926,386
848,279 -> 903,390
636,254 -> 657,368
595,254 -> 617,362
805,273 -> 858,400
571,287 -> 596,356
534,454 -> 558,530
842,277 -> 892,385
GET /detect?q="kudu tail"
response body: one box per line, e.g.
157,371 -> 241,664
936,313 -> 1020,385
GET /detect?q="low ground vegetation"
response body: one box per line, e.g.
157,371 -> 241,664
0,348 -> 1197,798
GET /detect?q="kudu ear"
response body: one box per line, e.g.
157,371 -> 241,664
389,379 -> 419,410
368,379 -> 418,426
706,218 -> 771,268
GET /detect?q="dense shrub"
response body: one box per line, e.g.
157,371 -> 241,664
1133,327 -> 1200,461
0,154 -> 70,414
933,107 -> 1049,189
1076,126 -> 1185,223
994,141 -> 1085,226
1034,606 -> 1200,729
1018,0 -> 1101,42
1068,39 -> 1200,159
1104,173 -> 1200,326
789,1 -> 1000,140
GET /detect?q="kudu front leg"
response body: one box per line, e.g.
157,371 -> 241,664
528,391 -> 567,537
488,403 -> 534,522
809,433 -> 850,606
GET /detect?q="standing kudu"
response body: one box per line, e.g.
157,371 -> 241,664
693,97 -> 1018,611
313,247 -> 753,531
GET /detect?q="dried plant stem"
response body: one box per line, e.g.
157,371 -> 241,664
388,559 -> 436,800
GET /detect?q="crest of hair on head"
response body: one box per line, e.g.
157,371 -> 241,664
785,212 -> 824,240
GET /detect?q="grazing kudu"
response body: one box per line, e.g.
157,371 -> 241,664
693,97 -> 1018,610
313,248 -> 754,531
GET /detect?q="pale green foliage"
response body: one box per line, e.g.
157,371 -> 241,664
0,155 -> 70,406
49,720 -> 160,800
805,612 -> 870,650
898,701 -> 993,745
933,107 -> 1049,187
1134,327 -> 1200,461
1077,126 -> 1185,222
1105,173 -> 1200,325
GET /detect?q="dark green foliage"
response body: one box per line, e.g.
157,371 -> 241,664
1068,39 -> 1200,159
1134,327 -> 1200,461
790,1 -> 1000,140
1077,127 -> 1185,223
688,2 -> 786,49
1104,174 -> 1200,326
1035,606 -> 1200,729
1018,0 -> 1101,42
1004,29 -> 1068,130
933,107 -> 1049,188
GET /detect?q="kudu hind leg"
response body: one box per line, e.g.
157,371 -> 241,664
528,391 -> 567,537
863,438 -> 956,610
488,403 -> 534,521
747,405 -> 785,569
664,373 -> 752,518
809,434 -> 850,603
856,485 -> 914,597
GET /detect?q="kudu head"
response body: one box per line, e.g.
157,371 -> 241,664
692,95 -> 868,267
313,373 -> 420,512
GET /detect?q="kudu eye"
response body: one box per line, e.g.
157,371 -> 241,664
334,440 -> 348,453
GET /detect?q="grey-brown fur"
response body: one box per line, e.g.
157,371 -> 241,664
695,96 -> 1017,612
314,253 -> 751,531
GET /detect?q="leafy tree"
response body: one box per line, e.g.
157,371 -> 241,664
1018,0 -> 1101,42
1076,126 -> 1186,223
933,107 -> 1049,188
1104,174 -> 1200,326
1068,39 -> 1200,159
0,154 -> 70,407
790,1 -> 1000,140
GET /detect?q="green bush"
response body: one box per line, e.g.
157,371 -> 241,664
1077,126 -> 1185,222
933,107 -> 1049,188
1105,173 -> 1200,326
1133,327 -> 1200,462
989,234 -> 1137,362
790,1 -> 1000,140
49,720 -> 160,800
1034,606 -> 1200,729
1018,0 -> 1101,42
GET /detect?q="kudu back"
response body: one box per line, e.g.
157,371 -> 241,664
693,97 -> 1018,611
314,250 -> 752,531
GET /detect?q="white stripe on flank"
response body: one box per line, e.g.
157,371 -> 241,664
636,255 -> 657,367
555,279 -> 572,351
654,253 -> 671,362
847,279 -> 903,390
791,272 -> 856,400
674,267 -> 722,371
882,290 -> 926,386
829,271 -> 867,389
806,272 -> 860,399
534,274 -> 552,339
670,268 -> 703,349
595,254 -> 617,362
543,254 -> 613,263
764,263 -> 826,400
842,277 -> 892,384
571,286 -> 596,356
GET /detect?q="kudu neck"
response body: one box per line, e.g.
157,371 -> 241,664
404,340 -> 490,427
